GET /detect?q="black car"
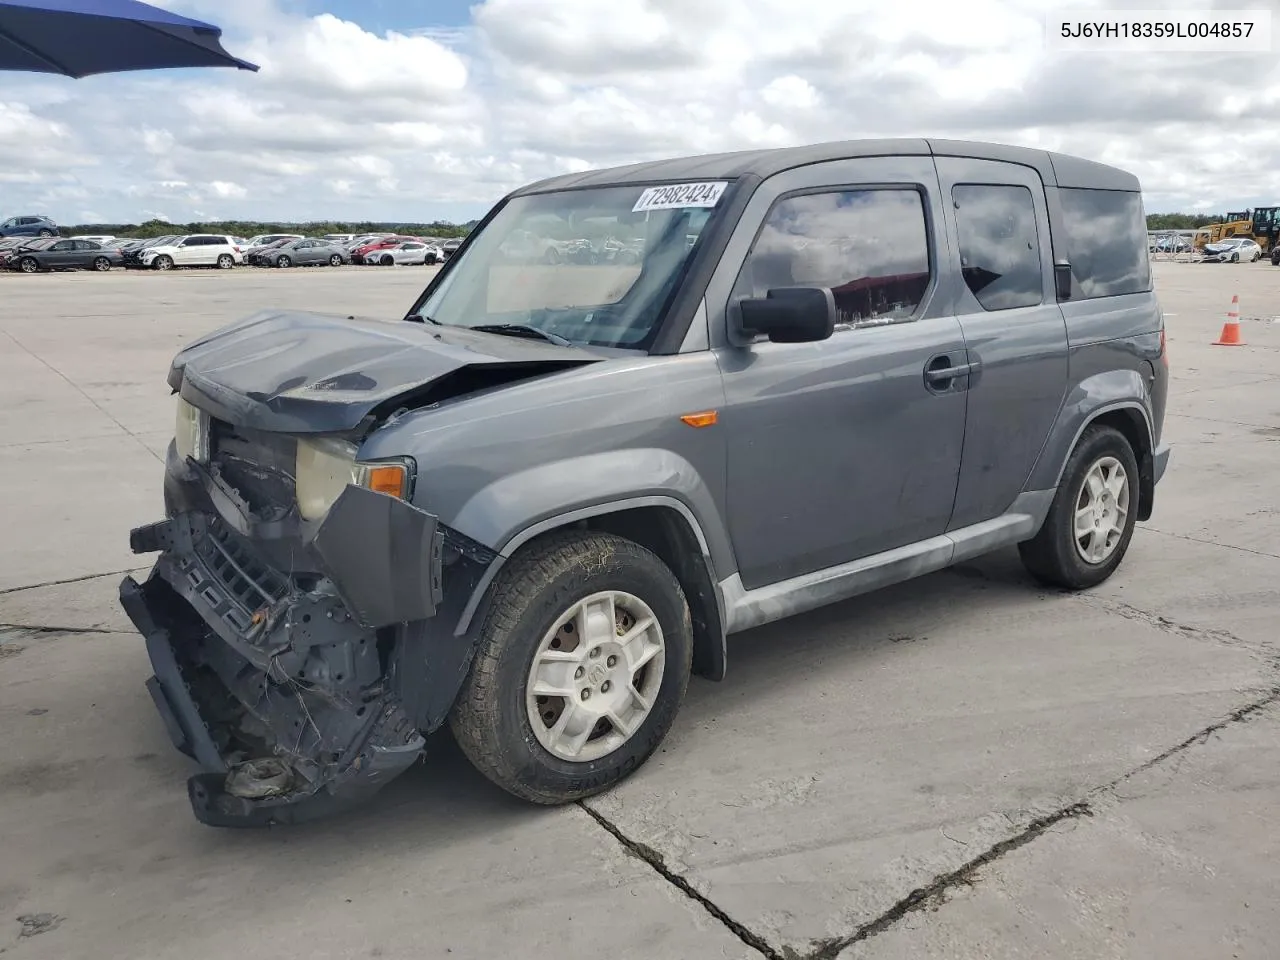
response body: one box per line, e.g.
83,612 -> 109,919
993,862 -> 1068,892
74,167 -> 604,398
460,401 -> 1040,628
7,238 -> 126,273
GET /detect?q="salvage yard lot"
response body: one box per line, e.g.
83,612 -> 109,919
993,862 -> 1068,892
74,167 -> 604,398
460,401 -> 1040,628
1,262 -> 1278,960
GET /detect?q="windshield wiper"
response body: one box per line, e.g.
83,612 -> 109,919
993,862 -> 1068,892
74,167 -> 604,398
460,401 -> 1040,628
405,313 -> 441,325
470,323 -> 571,346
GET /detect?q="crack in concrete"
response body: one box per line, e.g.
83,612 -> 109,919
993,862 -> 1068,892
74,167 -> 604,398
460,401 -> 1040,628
578,801 -> 786,960
1076,596 -> 1280,671
578,646 -> 1279,960
0,568 -> 142,596
804,802 -> 1096,960
1139,526 -> 1280,561
0,623 -> 121,637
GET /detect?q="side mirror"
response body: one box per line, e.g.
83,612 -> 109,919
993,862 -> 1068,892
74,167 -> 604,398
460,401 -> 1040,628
1054,261 -> 1072,301
738,287 -> 836,343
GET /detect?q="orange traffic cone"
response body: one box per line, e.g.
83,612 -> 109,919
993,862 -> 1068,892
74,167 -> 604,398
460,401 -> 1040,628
1214,294 -> 1245,345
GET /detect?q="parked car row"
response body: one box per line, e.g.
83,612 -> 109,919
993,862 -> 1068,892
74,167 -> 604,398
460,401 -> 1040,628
3,229 -> 468,274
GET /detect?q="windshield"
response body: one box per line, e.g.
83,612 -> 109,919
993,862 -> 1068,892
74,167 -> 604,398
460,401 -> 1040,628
414,182 -> 728,349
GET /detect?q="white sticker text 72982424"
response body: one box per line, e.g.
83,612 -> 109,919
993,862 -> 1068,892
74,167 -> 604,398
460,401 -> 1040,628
632,182 -> 728,213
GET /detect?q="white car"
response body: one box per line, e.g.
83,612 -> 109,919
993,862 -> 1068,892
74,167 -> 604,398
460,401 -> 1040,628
139,234 -> 244,270
1201,237 -> 1262,262
363,240 -> 442,265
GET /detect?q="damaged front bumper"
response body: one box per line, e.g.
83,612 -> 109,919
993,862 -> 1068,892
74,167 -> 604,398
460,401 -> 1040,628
120,444 -> 445,827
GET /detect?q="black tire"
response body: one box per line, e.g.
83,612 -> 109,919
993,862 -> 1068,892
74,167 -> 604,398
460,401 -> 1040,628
450,530 -> 694,804
92,257 -> 111,271
152,255 -> 173,271
380,254 -> 394,266
276,255 -> 291,268
1018,424 -> 1140,590
329,254 -> 342,266
19,257 -> 38,273
37,229 -> 53,237
216,254 -> 234,269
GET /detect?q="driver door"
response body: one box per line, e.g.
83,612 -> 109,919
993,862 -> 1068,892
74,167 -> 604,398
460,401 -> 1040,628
710,156 -> 970,591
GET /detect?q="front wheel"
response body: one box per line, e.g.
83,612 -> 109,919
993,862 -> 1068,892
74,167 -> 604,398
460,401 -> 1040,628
276,255 -> 291,268
1018,424 -> 1140,590
37,229 -> 53,238
92,257 -> 111,272
152,255 -> 173,270
380,254 -> 394,266
329,254 -> 343,266
19,257 -> 38,273
450,531 -> 693,804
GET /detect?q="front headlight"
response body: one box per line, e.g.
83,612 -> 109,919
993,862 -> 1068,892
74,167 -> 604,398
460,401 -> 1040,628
174,396 -> 208,462
295,437 -> 413,521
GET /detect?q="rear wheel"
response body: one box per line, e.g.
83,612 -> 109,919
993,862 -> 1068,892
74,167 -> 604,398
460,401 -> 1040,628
92,257 -> 111,271
216,254 -> 234,269
1018,424 -> 1140,590
450,531 -> 693,804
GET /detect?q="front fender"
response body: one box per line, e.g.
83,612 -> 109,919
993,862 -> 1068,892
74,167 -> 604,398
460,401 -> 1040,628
451,447 -> 731,562
1025,367 -> 1153,493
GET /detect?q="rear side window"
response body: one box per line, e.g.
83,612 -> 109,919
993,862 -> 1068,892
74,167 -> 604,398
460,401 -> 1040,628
1057,187 -> 1152,298
739,188 -> 932,326
952,184 -> 1043,310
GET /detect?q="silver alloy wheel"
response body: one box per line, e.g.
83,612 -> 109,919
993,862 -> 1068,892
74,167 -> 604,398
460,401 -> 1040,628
526,590 -> 666,763
20,258 -> 37,273
1074,455 -> 1129,564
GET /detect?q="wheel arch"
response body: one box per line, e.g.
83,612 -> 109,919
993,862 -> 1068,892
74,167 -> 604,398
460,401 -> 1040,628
1053,402 -> 1155,522
454,498 -> 728,682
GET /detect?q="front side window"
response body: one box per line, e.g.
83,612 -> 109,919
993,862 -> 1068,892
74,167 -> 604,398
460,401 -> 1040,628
952,183 -> 1043,311
1057,187 -> 1152,299
735,188 -> 932,327
415,182 -> 727,349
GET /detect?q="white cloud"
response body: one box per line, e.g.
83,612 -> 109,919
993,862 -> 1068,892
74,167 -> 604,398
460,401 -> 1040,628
4,0 -> 1280,226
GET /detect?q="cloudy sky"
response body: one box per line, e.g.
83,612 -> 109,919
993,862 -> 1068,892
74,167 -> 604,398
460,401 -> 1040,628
3,0 -> 1278,225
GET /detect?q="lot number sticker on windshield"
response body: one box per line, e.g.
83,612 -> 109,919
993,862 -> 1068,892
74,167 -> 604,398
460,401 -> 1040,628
632,181 -> 728,212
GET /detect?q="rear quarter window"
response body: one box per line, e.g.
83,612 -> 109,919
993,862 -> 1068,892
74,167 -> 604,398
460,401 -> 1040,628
1057,187 -> 1152,299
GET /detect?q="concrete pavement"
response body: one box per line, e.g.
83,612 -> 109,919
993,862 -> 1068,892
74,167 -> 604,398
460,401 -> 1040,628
1,260 -> 1277,960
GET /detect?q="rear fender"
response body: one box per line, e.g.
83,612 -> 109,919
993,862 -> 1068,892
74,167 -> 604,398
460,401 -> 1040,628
1024,368 -> 1155,515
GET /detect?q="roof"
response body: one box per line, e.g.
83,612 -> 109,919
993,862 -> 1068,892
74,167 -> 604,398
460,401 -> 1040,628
512,138 -> 1141,195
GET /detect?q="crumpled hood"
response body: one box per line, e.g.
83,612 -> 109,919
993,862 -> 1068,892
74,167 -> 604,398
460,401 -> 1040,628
168,309 -> 604,435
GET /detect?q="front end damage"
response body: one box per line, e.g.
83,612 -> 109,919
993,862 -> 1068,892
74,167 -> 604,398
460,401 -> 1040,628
120,436 -> 459,827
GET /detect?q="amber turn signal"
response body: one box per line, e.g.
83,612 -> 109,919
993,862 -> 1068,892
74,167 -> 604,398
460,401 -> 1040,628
363,462 -> 410,497
680,410 -> 718,428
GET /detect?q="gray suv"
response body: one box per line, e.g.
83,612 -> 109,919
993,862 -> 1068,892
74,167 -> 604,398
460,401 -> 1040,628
0,214 -> 58,238
120,138 -> 1170,826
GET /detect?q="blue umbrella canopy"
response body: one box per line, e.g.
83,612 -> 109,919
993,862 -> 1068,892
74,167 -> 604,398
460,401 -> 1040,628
0,0 -> 258,77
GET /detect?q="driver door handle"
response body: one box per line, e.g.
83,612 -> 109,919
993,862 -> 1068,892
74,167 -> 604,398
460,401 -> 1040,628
924,353 -> 973,392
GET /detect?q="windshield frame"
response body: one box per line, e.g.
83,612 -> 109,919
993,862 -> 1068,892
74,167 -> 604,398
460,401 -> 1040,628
404,177 -> 751,354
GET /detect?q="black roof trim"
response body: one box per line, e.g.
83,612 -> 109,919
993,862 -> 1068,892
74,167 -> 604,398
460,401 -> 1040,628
510,137 -> 1141,195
